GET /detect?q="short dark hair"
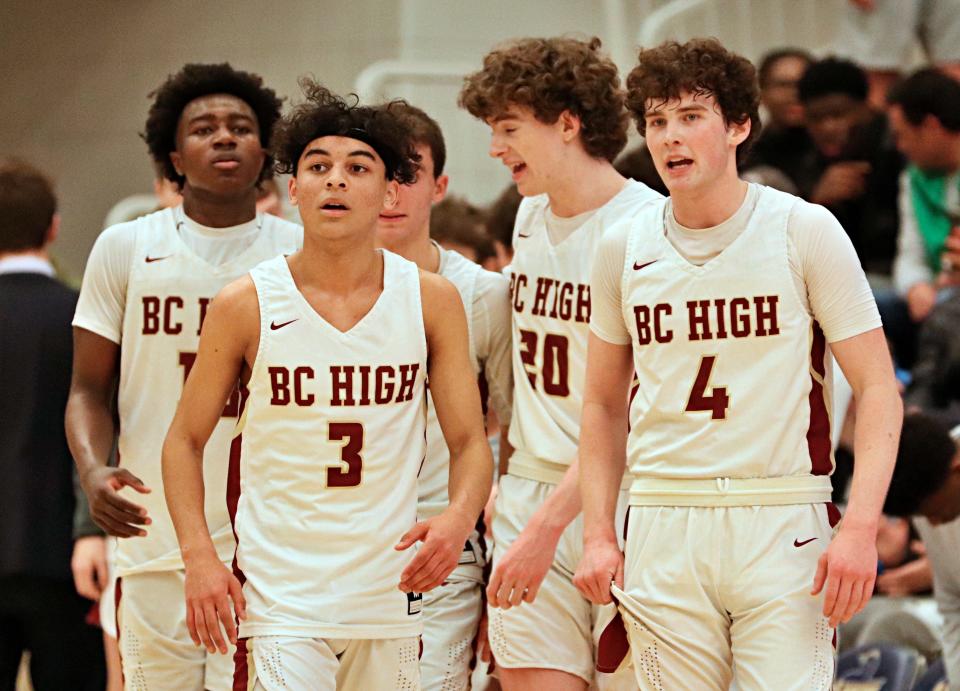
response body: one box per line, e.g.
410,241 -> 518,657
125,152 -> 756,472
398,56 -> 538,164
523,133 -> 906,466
0,159 -> 57,253
271,79 -> 418,184
430,196 -> 494,263
391,103 -> 447,178
142,63 -> 283,188
757,48 -> 812,88
485,184 -> 523,251
625,38 -> 761,166
887,68 -> 960,132
459,36 -> 629,162
797,57 -> 869,104
884,412 -> 957,516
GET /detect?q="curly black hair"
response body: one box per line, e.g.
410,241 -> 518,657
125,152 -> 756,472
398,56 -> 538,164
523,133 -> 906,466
626,38 -> 761,167
797,57 -> 868,104
271,79 -> 419,184
459,36 -> 629,162
142,63 -> 283,188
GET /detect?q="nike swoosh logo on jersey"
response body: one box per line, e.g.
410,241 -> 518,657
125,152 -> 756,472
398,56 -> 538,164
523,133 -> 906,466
517,233 -> 533,238
633,259 -> 657,271
793,537 -> 817,547
145,255 -> 171,263
270,318 -> 299,330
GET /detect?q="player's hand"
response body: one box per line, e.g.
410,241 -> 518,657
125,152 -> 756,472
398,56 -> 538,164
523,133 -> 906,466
811,524 -> 878,628
487,522 -> 561,609
573,534 -> 624,605
80,465 -> 152,538
184,552 -> 246,655
876,556 -> 933,597
811,162 -> 870,206
396,509 -> 474,593
906,282 -> 937,322
71,535 -> 109,601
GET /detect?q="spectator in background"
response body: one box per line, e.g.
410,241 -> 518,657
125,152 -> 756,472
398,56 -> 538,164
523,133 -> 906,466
0,159 -> 105,689
798,57 -> 904,277
744,48 -> 814,194
430,195 -> 497,268
614,144 -> 669,196
885,413 -> 960,688
837,0 -> 960,108
484,184 -> 521,269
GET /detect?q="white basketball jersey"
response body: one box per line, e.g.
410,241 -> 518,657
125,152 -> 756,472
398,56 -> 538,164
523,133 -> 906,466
622,187 -> 835,482
115,208 -> 301,576
234,251 -> 428,639
507,181 -> 661,473
419,248 -> 479,521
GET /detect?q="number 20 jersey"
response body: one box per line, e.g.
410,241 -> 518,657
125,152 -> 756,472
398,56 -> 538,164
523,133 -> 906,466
507,181 -> 661,471
233,252 -> 428,639
621,187 -> 835,481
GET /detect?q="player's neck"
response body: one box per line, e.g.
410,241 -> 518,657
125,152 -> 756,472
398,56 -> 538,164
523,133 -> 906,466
380,224 -> 440,273
298,230 -> 381,294
545,158 -> 626,218
180,185 -> 258,228
671,173 -> 748,230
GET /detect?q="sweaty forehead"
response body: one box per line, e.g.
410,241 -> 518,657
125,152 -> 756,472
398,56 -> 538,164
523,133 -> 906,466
180,93 -> 257,124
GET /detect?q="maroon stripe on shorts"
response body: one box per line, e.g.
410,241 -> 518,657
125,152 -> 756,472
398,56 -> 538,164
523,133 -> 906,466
233,638 -> 249,691
114,576 -> 125,687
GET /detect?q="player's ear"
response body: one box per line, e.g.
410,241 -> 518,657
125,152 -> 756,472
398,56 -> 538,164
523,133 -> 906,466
169,152 -> 183,177
727,117 -> 751,148
288,175 -> 299,206
432,174 -> 449,204
558,110 -> 582,144
383,179 -> 400,210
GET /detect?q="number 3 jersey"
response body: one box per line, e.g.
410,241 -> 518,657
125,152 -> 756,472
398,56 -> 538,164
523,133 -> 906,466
507,181 -> 661,479
233,252 -> 428,639
73,207 -> 302,577
616,186 -> 879,486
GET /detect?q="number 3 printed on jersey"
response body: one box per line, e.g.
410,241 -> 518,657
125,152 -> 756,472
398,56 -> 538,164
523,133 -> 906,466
327,422 -> 363,488
518,329 -> 569,397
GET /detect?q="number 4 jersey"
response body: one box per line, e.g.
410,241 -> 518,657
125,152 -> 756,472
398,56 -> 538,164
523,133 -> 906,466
506,181 -> 661,480
233,251 -> 427,639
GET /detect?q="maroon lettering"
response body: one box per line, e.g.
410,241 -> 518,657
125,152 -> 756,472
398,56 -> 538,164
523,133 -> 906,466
575,284 -> 591,323
396,363 -> 420,402
713,298 -> 728,339
518,329 -> 538,387
142,296 -> 161,335
754,295 -> 780,336
730,297 -> 750,338
653,304 -> 673,343
374,365 -> 396,404
357,365 -> 372,406
163,296 -> 184,335
532,277 -> 552,317
511,273 -> 527,313
684,356 -> 729,420
330,365 -> 355,406
293,366 -> 315,406
327,422 -> 363,488
269,366 -> 291,406
633,305 -> 652,346
197,297 -> 212,335
687,300 -> 713,341
557,282 -> 573,321
542,334 -> 570,397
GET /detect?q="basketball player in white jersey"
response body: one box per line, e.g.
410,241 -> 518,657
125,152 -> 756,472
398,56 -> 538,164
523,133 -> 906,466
459,37 -> 661,690
65,63 -> 302,690
574,38 -> 903,690
375,103 -> 512,690
162,83 -> 494,690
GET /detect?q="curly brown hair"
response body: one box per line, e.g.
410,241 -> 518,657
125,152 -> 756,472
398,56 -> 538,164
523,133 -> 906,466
459,36 -> 628,162
626,38 -> 761,166
271,79 -> 419,184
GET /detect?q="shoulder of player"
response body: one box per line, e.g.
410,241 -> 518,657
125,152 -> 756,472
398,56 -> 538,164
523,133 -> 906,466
206,274 -> 259,327
261,215 -> 304,241
418,269 -> 465,324
93,207 -> 171,251
783,193 -> 841,240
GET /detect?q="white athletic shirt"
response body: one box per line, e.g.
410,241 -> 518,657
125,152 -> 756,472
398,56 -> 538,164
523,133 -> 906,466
418,245 -> 511,520
507,180 -> 661,482
72,207 -> 302,576
235,252 -> 428,639
591,185 -> 880,496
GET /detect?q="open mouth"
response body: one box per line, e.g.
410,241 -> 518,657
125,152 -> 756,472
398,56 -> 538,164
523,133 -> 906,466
508,162 -> 527,179
666,158 -> 693,170
322,202 -> 349,210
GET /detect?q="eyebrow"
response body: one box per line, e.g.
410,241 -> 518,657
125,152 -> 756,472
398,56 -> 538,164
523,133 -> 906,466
645,103 -> 708,117
186,112 -> 256,126
489,114 -> 519,124
301,148 -> 377,162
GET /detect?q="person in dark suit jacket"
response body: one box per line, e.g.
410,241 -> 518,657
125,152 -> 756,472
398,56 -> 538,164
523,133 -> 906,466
0,159 -> 104,690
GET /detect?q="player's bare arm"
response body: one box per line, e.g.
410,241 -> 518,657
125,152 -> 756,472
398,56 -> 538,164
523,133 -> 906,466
397,270 -> 493,593
811,326 -> 902,627
161,275 -> 259,655
66,329 -> 152,537
573,333 -> 632,605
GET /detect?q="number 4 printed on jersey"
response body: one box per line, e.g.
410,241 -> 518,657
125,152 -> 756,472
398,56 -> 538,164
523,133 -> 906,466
518,329 -> 569,397
684,355 -> 729,420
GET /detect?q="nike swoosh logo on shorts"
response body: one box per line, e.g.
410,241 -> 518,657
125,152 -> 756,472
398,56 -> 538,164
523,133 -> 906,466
270,318 -> 299,330
633,260 -> 657,271
145,255 -> 171,263
793,537 -> 817,547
